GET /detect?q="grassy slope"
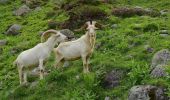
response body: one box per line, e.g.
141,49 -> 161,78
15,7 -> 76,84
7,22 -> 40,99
0,0 -> 170,99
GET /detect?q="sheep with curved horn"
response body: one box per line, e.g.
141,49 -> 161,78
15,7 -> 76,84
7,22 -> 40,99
13,29 -> 68,84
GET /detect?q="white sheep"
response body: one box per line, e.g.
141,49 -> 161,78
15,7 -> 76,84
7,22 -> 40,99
13,29 -> 67,84
53,21 -> 102,73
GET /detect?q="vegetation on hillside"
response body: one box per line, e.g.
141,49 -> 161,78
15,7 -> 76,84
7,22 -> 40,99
0,0 -> 170,99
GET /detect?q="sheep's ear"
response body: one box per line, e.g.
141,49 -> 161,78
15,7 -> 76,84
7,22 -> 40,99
95,22 -> 103,29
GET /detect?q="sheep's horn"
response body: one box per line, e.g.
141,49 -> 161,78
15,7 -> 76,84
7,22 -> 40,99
41,29 -> 58,42
74,22 -> 88,32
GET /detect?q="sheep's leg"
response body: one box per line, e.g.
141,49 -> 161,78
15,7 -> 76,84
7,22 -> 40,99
23,72 -> 28,84
82,56 -> 88,73
86,57 -> 90,73
55,59 -> 64,69
39,59 -> 44,80
18,66 -> 23,84
54,55 -> 63,69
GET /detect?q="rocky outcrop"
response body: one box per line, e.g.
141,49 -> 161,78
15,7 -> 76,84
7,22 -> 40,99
0,0 -> 9,4
150,65 -> 167,78
102,69 -> 125,88
128,85 -> 169,100
5,24 -> 22,35
151,49 -> 170,68
150,49 -> 170,78
13,5 -> 31,16
60,29 -> 75,40
0,39 -> 7,46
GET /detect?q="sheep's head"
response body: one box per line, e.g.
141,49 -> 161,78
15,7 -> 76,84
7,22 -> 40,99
86,21 -> 97,37
41,29 -> 68,43
75,21 -> 103,32
82,21 -> 103,37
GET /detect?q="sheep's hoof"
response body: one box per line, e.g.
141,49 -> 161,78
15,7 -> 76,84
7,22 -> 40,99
83,70 -> 90,73
20,82 -> 29,87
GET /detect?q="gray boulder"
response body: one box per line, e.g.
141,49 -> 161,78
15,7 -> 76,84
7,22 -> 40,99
29,67 -> 50,77
5,24 -> 22,35
103,69 -> 125,88
128,85 -> 169,100
0,0 -> 9,4
160,30 -> 169,34
144,45 -> 154,53
151,49 -> 170,68
13,5 -> 31,16
151,65 -> 167,78
160,33 -> 169,37
111,24 -> 118,29
0,39 -> 7,46
160,10 -> 169,16
128,85 -> 151,100
60,29 -> 75,40
34,6 -> 42,12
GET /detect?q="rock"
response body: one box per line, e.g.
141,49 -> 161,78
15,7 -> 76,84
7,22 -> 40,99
22,0 -> 46,9
144,45 -> 154,53
160,30 -> 169,34
151,49 -> 170,68
63,61 -> 70,67
128,85 -> 169,100
104,96 -> 110,100
60,29 -> 75,40
29,67 -> 50,77
39,29 -> 75,41
13,5 -> 31,16
160,34 -> 169,37
75,75 -> 80,80
34,6 -> 41,12
95,42 -> 102,49
5,24 -> 22,35
155,87 -> 169,100
0,0 -> 9,4
128,85 -> 152,100
102,69 -> 125,88
111,24 -> 118,29
151,65 -> 167,78
0,39 -> 7,46
160,10 -> 169,16
10,47 -> 21,54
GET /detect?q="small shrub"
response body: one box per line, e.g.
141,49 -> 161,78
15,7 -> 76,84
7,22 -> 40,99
45,11 -> 57,19
112,7 -> 160,17
143,23 -> 159,32
22,0 -> 48,9
78,0 -> 101,5
60,5 -> 107,29
47,20 -> 58,29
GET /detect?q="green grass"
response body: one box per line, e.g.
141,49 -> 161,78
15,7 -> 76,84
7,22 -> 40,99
0,0 -> 170,99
